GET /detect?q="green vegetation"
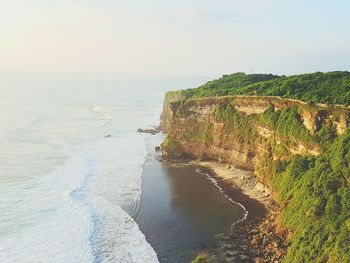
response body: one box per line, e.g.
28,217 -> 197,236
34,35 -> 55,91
191,252 -> 212,263
178,129 -> 213,143
213,103 -> 258,144
315,126 -> 337,149
211,101 -> 349,262
212,103 -> 317,145
270,130 -> 350,262
177,101 -> 348,262
181,71 -> 350,105
162,137 -> 178,151
183,73 -> 280,98
259,106 -> 314,142
167,72 -> 350,261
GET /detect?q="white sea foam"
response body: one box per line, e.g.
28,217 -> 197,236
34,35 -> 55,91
195,167 -> 249,228
0,154 -> 94,263
92,106 -> 113,120
77,135 -> 158,262
0,80 -> 163,263
0,134 -> 158,263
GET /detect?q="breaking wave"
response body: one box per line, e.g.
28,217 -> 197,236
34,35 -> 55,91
0,135 -> 158,263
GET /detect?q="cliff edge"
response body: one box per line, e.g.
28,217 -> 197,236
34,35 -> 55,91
160,95 -> 350,188
160,72 -> 350,263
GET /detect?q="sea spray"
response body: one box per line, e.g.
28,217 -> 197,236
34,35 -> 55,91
0,135 -> 158,263
77,135 -> 158,262
0,77 -> 164,263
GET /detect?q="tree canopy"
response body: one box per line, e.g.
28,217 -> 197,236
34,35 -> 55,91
181,71 -> 350,105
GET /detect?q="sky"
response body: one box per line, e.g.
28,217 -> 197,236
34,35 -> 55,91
0,0 -> 350,77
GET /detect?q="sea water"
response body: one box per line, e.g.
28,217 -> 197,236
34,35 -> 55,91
0,74 -> 247,263
0,74 -> 165,263
136,135 -> 246,262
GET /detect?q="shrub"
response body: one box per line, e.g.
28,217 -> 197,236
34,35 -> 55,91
192,252 -> 212,263
181,71 -> 350,105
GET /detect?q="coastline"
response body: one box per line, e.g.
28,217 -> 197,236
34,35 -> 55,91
137,134 -> 248,262
191,160 -> 288,262
193,161 -> 271,208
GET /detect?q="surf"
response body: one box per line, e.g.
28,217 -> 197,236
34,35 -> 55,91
0,134 -> 158,263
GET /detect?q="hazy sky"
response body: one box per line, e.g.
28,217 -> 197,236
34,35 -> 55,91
1,0 -> 349,76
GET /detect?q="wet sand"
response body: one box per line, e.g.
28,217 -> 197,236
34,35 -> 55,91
192,161 -> 271,220
192,161 -> 288,262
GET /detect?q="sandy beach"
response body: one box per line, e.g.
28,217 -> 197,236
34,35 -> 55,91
190,161 -> 288,262
192,161 -> 273,211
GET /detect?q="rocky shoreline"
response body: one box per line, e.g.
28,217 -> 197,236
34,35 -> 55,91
192,161 -> 289,263
228,213 -> 289,263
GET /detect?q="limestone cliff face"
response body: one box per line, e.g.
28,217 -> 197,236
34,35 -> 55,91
160,95 -> 350,187
159,91 -> 186,132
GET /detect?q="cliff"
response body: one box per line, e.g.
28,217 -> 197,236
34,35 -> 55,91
160,72 -> 350,262
160,94 -> 350,188
159,90 -> 186,132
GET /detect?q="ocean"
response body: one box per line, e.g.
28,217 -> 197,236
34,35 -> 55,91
0,73 -> 245,263
0,74 -> 164,262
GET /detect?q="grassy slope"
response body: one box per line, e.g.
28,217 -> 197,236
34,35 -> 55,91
273,131 -> 350,262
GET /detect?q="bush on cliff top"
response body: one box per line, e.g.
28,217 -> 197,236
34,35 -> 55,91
182,72 -> 280,98
182,71 -> 350,105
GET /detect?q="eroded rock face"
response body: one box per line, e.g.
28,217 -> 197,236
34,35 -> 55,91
160,95 -> 350,187
299,109 -> 317,133
333,112 -> 350,134
159,90 -> 186,132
